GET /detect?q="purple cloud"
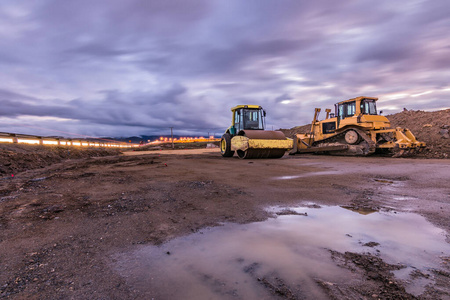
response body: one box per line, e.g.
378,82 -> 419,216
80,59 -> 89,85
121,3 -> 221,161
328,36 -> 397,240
0,0 -> 449,137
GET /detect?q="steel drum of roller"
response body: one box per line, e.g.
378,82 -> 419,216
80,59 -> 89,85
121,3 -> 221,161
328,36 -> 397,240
235,130 -> 288,159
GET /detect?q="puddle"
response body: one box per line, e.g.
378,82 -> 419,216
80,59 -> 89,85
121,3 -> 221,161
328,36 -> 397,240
392,196 -> 418,201
273,170 -> 342,180
113,206 -> 450,299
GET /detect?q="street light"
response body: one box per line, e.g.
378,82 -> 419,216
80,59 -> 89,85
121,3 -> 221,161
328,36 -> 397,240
170,127 -> 174,149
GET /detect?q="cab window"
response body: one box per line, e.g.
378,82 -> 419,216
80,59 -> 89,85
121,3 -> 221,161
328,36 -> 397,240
338,101 -> 356,118
346,101 -> 355,116
338,105 -> 344,118
243,109 -> 263,130
234,110 -> 241,132
360,99 -> 377,115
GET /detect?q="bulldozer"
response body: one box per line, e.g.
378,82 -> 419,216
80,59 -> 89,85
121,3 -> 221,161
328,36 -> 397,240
220,105 -> 292,159
289,96 -> 426,157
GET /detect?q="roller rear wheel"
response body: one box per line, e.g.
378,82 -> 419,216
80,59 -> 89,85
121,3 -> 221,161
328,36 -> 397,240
220,133 -> 234,157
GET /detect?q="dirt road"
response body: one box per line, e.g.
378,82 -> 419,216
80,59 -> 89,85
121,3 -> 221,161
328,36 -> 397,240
1,149 -> 449,299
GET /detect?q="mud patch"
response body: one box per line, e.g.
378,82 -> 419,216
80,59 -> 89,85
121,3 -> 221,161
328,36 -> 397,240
275,209 -> 308,216
341,205 -> 378,215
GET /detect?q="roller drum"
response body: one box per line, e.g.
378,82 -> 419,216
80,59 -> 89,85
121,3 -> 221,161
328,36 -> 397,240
237,130 -> 288,159
240,130 -> 287,140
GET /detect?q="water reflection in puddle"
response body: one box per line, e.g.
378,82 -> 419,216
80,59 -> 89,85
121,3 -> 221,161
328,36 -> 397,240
392,196 -> 418,201
273,170 -> 342,180
113,206 -> 449,299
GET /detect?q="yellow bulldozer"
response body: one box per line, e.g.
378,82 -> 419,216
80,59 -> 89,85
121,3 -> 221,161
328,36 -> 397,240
220,105 -> 292,159
289,96 -> 426,157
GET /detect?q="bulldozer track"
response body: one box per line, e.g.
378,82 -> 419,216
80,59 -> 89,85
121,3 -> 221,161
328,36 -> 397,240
312,128 -> 376,156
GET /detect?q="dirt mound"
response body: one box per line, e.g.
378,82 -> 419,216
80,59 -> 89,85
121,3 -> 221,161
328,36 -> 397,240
280,109 -> 450,158
278,124 -> 311,138
0,144 -> 122,176
387,109 -> 449,158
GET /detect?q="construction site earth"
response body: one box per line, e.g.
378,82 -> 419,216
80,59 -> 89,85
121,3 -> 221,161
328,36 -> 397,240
0,108 -> 449,299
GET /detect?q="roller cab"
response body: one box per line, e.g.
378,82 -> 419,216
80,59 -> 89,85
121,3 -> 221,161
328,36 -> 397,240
220,105 -> 292,159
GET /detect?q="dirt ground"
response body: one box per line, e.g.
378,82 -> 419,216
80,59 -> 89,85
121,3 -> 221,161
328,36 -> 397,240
0,146 -> 449,299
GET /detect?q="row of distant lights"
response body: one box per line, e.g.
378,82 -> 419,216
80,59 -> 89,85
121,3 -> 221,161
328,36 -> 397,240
156,136 -> 215,142
0,136 -> 219,147
0,137 -> 135,148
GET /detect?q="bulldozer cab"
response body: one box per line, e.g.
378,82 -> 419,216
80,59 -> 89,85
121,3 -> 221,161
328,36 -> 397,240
230,105 -> 265,134
336,97 -> 378,120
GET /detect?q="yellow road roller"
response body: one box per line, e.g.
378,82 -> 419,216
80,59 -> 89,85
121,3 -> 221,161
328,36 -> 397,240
220,105 -> 292,159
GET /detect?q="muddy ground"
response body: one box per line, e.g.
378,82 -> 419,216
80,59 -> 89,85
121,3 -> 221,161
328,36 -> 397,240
0,147 -> 449,299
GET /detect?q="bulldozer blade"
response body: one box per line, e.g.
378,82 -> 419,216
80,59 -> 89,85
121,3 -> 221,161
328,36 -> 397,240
296,145 -> 348,153
392,149 -> 406,158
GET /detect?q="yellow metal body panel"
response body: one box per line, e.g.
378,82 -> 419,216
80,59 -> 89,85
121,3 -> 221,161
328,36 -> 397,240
230,136 -> 248,151
333,116 -> 388,129
361,115 -> 389,127
231,136 -> 292,151
360,114 -> 388,123
230,104 -> 261,112
295,134 -> 314,149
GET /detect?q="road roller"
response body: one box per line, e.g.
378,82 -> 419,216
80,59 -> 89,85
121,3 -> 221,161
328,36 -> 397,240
220,105 -> 292,159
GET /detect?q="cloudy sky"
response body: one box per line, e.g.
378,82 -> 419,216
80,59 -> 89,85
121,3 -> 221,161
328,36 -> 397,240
1,0 -> 449,138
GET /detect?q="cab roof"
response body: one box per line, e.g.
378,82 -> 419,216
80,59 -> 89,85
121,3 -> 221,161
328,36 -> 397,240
337,96 -> 378,105
231,105 -> 262,111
